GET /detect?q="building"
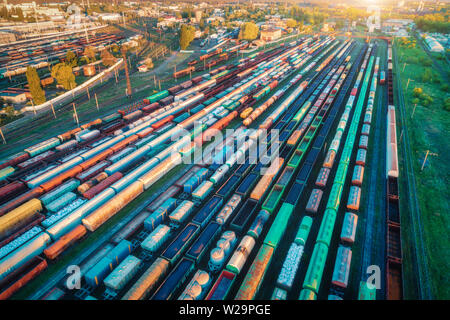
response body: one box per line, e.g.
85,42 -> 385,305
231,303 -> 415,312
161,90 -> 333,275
97,13 -> 122,22
260,28 -> 281,42
424,36 -> 445,53
0,31 -> 16,44
0,88 -> 29,105
382,19 -> 413,31
157,15 -> 184,28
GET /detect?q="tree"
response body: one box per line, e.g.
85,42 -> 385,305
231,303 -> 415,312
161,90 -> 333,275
286,19 -> 297,28
100,49 -> 117,66
66,50 -> 78,68
413,87 -> 423,97
179,24 -> 195,50
26,66 -> 46,105
51,63 -> 76,91
444,97 -> 450,111
238,22 -> 259,41
84,46 -> 97,64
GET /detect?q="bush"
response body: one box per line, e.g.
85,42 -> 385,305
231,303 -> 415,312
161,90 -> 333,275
440,84 -> 450,93
413,87 -> 423,97
444,98 -> 450,111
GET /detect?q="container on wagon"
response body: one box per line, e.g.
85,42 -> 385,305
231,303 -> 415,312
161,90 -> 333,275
161,223 -> 200,266
315,167 -> 330,187
46,191 -> 77,212
55,140 -> 78,152
305,189 -> 323,214
0,166 -> 14,182
302,242 -> 328,294
294,216 -> 313,246
186,222 -> 221,263
169,200 -> 194,228
340,212 -> 358,244
0,198 -> 42,240
347,186 -> 361,211
299,289 -> 317,300
152,258 -> 195,300
178,270 -> 212,300
25,137 -> 61,157
0,181 -> 26,205
122,257 -> 170,300
0,226 -> 41,260
79,130 -> 100,142
205,269 -> 236,300
226,235 -> 256,274
192,195 -> 223,228
331,245 -> 352,289
355,149 -> 367,166
192,181 -> 214,201
43,225 -> 87,260
351,165 -> 364,186
83,172 -> 123,200
235,244 -> 274,300
0,232 -> 51,282
271,287 -> 287,300
104,255 -> 141,292
41,198 -> 86,228
276,242 -> 304,291
229,198 -> 258,234
141,224 -> 171,253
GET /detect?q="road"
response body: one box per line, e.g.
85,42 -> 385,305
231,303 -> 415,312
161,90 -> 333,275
393,44 -> 433,300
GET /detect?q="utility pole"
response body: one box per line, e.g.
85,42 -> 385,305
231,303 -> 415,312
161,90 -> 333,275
50,102 -> 56,119
122,47 -> 132,98
411,104 -> 418,118
421,150 -> 438,171
72,103 -> 79,126
95,93 -> 99,110
0,127 -> 6,144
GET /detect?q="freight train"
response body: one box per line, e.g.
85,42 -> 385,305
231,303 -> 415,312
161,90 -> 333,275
0,37 -> 396,301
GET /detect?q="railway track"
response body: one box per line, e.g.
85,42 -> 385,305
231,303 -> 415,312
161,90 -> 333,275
359,41 -> 387,299
393,44 -> 432,300
0,37 -> 404,301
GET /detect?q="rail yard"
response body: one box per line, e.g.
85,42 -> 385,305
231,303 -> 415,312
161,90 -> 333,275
0,34 -> 406,301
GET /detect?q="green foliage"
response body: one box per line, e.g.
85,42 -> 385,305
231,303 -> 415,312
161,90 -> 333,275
238,22 -> 259,41
440,84 -> 450,93
83,46 -> 97,64
444,97 -> 450,111
100,49 -> 116,66
421,68 -> 439,83
286,19 -> 297,28
51,63 -> 76,91
413,87 -> 423,97
415,14 -> 450,33
66,50 -> 78,68
26,66 -> 46,105
179,24 -> 195,50
419,56 -> 432,67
